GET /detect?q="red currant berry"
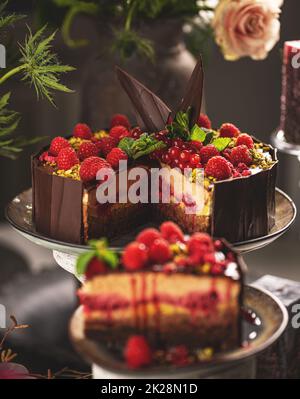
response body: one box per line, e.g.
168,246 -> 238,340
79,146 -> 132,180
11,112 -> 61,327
178,161 -> 185,170
168,146 -> 180,160
172,159 -> 180,168
189,140 -> 203,152
164,153 -> 171,164
179,150 -> 191,163
190,153 -> 201,167
172,138 -> 184,148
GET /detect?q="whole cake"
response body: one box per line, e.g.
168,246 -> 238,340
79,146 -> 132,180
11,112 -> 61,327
32,59 -> 277,244
77,222 -> 245,367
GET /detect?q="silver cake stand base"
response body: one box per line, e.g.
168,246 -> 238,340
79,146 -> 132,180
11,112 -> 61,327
271,129 -> 300,158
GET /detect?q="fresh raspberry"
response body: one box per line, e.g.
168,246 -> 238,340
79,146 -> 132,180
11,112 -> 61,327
136,228 -> 161,248
188,233 -> 214,255
214,240 -> 223,251
211,263 -> 226,275
197,113 -> 212,129
109,125 -> 129,141
203,252 -> 216,264
205,156 -> 232,180
219,123 -> 240,138
110,113 -> 130,129
79,156 -> 112,182
77,141 -> 99,161
160,221 -> 184,243
189,140 -> 203,152
106,147 -> 128,169
149,238 -> 172,264
236,133 -> 254,149
124,335 -> 152,369
242,169 -> 251,176
73,123 -> 92,140
39,151 -> 56,163
230,145 -> 252,166
222,148 -> 232,161
169,345 -> 190,366
162,262 -> 177,273
122,242 -> 149,271
199,144 -> 219,164
85,257 -> 107,280
49,136 -> 70,156
57,147 -> 79,170
97,136 -> 119,157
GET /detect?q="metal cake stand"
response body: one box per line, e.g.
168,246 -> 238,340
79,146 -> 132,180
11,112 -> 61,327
271,129 -> 300,158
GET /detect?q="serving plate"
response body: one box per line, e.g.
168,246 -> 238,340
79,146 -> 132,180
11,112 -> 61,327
69,285 -> 288,379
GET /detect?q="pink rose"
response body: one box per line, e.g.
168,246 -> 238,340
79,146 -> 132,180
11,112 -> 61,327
0,363 -> 35,379
212,0 -> 283,60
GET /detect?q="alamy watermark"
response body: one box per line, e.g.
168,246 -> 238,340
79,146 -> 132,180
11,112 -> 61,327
0,304 -> 6,328
0,44 -> 6,68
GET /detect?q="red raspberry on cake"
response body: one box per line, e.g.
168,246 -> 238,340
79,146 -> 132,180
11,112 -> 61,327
197,113 -> 212,129
109,125 -> 129,141
189,140 -> 203,152
49,136 -> 70,156
98,136 -> 119,157
124,335 -> 152,369
149,238 -> 172,264
73,123 -> 92,140
136,228 -> 161,247
199,144 -> 219,164
219,123 -> 240,138
77,141 -> 99,161
230,145 -> 252,166
188,232 -> 214,254
106,147 -> 128,169
57,147 -> 79,170
85,257 -> 107,280
39,151 -> 56,163
169,345 -> 190,366
236,133 -> 254,149
79,156 -> 112,182
205,156 -> 232,180
110,113 -> 130,129
160,221 -> 184,243
122,242 -> 149,271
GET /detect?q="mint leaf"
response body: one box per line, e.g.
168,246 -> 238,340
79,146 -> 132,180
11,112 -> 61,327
130,133 -> 166,159
98,250 -> 119,269
190,125 -> 206,142
212,137 -> 231,151
76,250 -> 96,276
118,137 -> 134,157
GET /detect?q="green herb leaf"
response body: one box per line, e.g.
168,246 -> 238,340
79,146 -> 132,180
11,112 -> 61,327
118,137 -> 135,157
212,137 -> 231,152
131,133 -> 166,159
190,124 -> 206,142
89,239 -> 119,270
76,250 -> 96,276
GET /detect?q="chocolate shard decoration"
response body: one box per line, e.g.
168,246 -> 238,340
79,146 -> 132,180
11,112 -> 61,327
176,57 -> 203,127
116,66 -> 171,132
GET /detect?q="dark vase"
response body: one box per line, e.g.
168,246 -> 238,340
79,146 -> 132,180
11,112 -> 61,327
80,19 -> 199,129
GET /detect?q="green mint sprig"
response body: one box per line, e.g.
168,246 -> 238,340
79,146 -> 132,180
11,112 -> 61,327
118,133 -> 166,159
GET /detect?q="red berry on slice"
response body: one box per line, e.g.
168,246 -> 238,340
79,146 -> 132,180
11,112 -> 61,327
149,238 -> 172,264
124,335 -> 152,369
199,144 -> 219,164
205,156 -> 232,180
197,113 -> 212,129
106,147 -> 128,169
49,136 -> 70,156
169,345 -> 190,366
160,221 -> 184,243
230,145 -> 252,166
188,232 -> 214,254
109,125 -> 129,141
85,257 -> 107,280
122,242 -> 149,271
136,228 -> 161,248
219,123 -> 240,138
110,113 -> 130,129
78,141 -> 99,161
73,123 -> 92,139
57,147 -> 79,170
236,133 -> 254,149
131,127 -> 142,139
79,156 -> 112,182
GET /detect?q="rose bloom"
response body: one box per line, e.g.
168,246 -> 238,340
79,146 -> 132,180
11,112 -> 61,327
212,0 -> 283,61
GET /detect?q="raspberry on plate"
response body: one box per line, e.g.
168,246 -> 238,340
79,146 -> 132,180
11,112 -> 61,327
110,113 -> 130,129
49,136 -> 70,156
79,156 -> 112,182
199,144 -> 219,164
219,123 -> 240,138
230,145 -> 252,166
73,123 -> 92,140
85,257 -> 107,280
236,133 -> 254,149
160,221 -> 184,243
78,141 -> 99,161
109,125 -> 129,141
106,147 -> 128,169
136,228 -> 161,247
197,113 -> 212,129
205,155 -> 232,180
57,147 -> 79,170
122,242 -> 149,271
124,335 -> 152,369
149,238 -> 172,263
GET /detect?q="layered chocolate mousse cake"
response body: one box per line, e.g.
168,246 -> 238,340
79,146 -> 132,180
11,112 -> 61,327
32,59 -> 277,244
77,222 -> 245,363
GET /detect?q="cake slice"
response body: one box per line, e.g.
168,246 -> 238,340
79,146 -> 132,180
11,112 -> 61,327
77,222 -> 245,354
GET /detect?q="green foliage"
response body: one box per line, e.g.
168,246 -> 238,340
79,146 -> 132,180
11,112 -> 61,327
0,1 -> 25,32
119,133 -> 166,159
112,29 -> 154,62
